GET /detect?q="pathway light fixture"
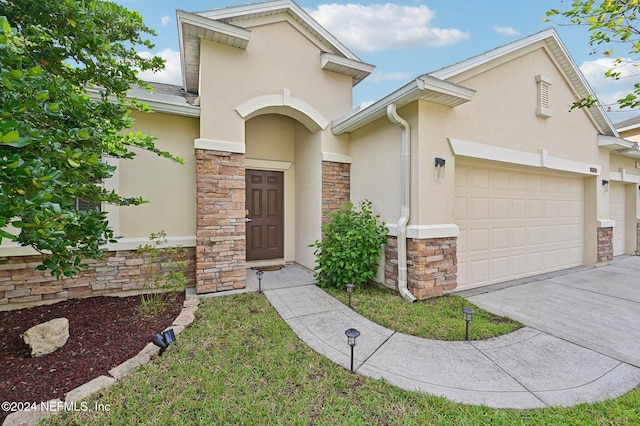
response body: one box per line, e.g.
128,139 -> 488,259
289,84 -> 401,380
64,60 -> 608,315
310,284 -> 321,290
346,283 -> 355,309
345,328 -> 360,373
462,307 -> 474,341
256,270 -> 264,293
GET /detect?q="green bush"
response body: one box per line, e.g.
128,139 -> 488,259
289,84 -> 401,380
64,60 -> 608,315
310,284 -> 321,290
310,200 -> 388,288
137,230 -> 187,317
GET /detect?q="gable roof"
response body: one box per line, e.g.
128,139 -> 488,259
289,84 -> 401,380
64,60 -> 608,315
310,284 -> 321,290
177,0 -> 374,93
429,28 -> 617,137
615,115 -> 640,133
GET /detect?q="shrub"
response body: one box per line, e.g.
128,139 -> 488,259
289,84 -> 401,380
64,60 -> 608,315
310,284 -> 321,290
310,200 -> 388,288
137,230 -> 187,317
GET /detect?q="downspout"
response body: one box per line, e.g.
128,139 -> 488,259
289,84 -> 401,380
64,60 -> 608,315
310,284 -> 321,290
386,104 -> 417,303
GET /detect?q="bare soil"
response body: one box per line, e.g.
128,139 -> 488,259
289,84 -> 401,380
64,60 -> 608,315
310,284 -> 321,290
0,292 -> 185,422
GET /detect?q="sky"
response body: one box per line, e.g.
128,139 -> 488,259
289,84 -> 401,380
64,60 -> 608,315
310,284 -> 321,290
114,0 -> 640,124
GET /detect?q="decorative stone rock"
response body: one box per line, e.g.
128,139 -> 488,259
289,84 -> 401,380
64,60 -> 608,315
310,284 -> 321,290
22,317 -> 70,357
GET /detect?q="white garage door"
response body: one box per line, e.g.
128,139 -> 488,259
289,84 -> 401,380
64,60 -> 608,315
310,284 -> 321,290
610,182 -> 626,256
455,163 -> 584,289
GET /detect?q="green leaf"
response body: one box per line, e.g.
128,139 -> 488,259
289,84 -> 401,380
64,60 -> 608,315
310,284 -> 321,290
67,158 -> 81,168
1,130 -> 19,143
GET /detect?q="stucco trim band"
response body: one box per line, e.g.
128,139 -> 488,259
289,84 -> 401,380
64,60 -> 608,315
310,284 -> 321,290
448,138 -> 600,176
610,170 -> 640,183
245,159 -> 292,171
322,152 -> 352,164
195,138 -> 245,154
387,224 -> 459,239
235,89 -> 329,131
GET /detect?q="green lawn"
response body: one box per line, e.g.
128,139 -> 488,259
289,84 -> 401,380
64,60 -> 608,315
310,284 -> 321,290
45,293 -> 640,425
323,283 -> 522,340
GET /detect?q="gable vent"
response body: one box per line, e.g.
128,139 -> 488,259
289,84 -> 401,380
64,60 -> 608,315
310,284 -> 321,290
536,74 -> 552,118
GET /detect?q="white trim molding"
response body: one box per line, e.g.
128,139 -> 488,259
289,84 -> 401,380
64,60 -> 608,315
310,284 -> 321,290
387,224 -> 459,239
322,152 -> 352,164
235,89 -> 329,132
449,138 -> 601,176
598,219 -> 615,228
245,159 -> 292,171
195,138 -> 245,154
107,236 -> 196,251
610,169 -> 640,183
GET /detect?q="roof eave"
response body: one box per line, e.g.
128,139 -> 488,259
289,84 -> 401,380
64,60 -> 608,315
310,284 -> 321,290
430,28 -> 618,138
332,75 -> 475,135
177,9 -> 251,93
320,53 -> 375,87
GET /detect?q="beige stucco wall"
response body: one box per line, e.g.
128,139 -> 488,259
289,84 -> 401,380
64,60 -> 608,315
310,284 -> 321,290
295,123 -> 322,270
199,18 -> 354,144
116,111 -> 198,238
421,44 -> 609,225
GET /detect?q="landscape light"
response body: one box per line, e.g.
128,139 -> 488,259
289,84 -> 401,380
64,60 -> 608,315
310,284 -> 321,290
152,328 -> 176,356
345,328 -> 361,373
346,283 -> 355,309
256,270 -> 264,293
462,307 -> 474,341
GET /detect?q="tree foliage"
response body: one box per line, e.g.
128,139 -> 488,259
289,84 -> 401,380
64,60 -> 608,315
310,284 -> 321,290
311,200 -> 388,289
546,0 -> 640,110
0,0 -> 181,277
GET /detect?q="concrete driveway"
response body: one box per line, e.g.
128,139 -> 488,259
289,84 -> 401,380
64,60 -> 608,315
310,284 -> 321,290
460,256 -> 640,368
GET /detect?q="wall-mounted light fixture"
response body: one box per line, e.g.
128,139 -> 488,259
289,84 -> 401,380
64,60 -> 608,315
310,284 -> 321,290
435,157 -> 446,179
602,179 -> 610,193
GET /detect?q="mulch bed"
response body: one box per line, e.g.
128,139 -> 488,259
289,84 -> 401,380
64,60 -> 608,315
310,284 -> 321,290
0,292 -> 185,423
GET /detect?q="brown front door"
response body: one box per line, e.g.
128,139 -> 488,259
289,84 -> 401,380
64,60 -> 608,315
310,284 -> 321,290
246,169 -> 284,261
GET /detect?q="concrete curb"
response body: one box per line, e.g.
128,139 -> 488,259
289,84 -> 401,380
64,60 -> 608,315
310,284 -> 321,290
3,298 -> 199,426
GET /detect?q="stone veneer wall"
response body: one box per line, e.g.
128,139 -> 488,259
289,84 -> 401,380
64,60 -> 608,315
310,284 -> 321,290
597,226 -> 613,264
322,161 -> 350,224
0,249 -> 196,310
385,236 -> 458,300
195,149 -> 246,293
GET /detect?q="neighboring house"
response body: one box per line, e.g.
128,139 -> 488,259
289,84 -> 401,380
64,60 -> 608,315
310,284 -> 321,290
2,0 -> 639,309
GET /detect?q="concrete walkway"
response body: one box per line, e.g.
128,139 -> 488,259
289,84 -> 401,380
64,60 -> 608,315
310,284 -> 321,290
263,259 -> 640,409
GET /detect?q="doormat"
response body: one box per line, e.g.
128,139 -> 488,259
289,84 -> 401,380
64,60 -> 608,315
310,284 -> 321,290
250,265 -> 284,272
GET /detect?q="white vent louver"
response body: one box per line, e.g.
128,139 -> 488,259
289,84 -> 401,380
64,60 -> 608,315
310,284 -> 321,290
535,74 -> 552,118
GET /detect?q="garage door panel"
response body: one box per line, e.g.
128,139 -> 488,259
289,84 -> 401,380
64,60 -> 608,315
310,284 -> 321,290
456,163 -> 584,289
469,229 -> 489,253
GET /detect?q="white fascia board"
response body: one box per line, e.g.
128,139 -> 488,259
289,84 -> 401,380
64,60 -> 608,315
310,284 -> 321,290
332,76 -> 474,135
86,87 -> 200,118
320,53 -> 375,86
617,123 -> 640,133
430,28 -> 617,137
198,0 -> 360,61
431,29 -> 559,80
177,9 -> 251,45
449,138 -> 601,176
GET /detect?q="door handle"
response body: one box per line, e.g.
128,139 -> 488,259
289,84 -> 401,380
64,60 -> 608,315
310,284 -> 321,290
245,217 -> 252,223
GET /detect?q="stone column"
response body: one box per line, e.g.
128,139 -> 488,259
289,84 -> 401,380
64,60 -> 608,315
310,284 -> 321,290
597,226 -> 613,264
321,161 -> 350,224
385,235 -> 458,300
195,149 -> 246,293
